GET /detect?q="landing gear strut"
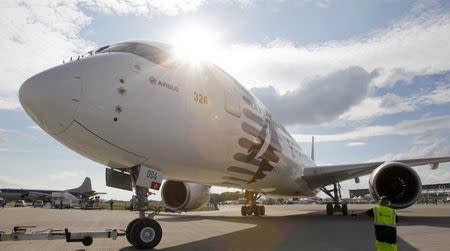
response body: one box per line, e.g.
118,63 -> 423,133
125,167 -> 162,249
320,183 -> 348,216
241,190 -> 265,216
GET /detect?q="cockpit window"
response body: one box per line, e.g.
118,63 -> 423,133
96,42 -> 171,67
95,45 -> 109,53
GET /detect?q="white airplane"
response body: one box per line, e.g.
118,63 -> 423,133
0,177 -> 96,202
19,41 -> 450,249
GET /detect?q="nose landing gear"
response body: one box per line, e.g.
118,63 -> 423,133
126,166 -> 163,249
126,217 -> 162,249
240,190 -> 265,216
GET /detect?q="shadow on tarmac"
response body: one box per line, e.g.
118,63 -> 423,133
118,210 -> 430,251
398,215 -> 450,228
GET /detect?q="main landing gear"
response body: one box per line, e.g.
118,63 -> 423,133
241,190 -> 265,216
320,183 -> 348,216
125,168 -> 162,249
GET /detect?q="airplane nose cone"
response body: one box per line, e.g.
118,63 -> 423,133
19,64 -> 82,134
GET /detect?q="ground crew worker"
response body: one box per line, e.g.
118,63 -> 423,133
365,196 -> 399,251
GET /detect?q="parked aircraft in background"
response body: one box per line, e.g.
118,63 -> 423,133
19,41 -> 450,249
0,177 -> 98,203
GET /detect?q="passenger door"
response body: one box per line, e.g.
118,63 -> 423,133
225,88 -> 241,117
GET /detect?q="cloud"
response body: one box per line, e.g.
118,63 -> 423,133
294,115 -> 450,142
0,0 -> 227,110
27,125 -> 44,133
417,82 -> 450,105
0,128 -> 6,144
372,131 -> 450,161
340,83 -> 450,121
0,0 -> 94,109
250,67 -> 373,125
346,142 -> 367,147
0,175 -> 30,188
3,0 -> 449,117
0,94 -> 21,110
215,3 -> 450,91
339,94 -> 415,121
314,0 -> 331,8
49,170 -> 87,180
79,0 -> 208,16
79,0 -> 276,16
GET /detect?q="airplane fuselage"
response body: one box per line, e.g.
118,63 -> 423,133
20,41 -> 317,197
0,189 -> 82,202
17,40 -> 450,249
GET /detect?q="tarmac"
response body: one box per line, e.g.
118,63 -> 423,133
1,204 -> 450,250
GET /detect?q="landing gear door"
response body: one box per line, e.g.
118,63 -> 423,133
105,168 -> 132,191
136,165 -> 163,190
225,88 -> 241,117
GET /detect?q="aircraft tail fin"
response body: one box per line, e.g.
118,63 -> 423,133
311,136 -> 315,161
68,177 -> 92,193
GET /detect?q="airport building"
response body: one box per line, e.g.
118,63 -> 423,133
349,189 -> 371,198
349,183 -> 450,203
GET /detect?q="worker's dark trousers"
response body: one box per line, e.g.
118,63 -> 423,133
374,225 -> 397,251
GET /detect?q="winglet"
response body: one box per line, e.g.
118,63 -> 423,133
311,136 -> 315,161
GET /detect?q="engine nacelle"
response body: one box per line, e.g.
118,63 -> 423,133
161,180 -> 210,211
369,162 -> 422,209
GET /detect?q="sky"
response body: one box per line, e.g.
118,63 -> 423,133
1,0 -> 450,200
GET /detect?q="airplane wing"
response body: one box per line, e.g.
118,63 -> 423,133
27,192 -> 51,197
82,191 -> 107,198
302,157 -> 450,189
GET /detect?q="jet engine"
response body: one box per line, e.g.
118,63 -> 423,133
161,180 -> 210,211
369,162 -> 422,209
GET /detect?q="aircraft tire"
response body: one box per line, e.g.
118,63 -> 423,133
326,203 -> 333,216
129,218 -> 162,249
342,204 -> 348,216
259,205 -> 265,216
254,205 -> 260,216
241,206 -> 247,216
247,205 -> 254,215
126,218 -> 141,244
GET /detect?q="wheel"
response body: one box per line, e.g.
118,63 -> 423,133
241,206 -> 247,216
254,205 -> 260,216
246,205 -> 254,216
326,203 -> 333,216
129,218 -> 162,249
126,218 -> 141,244
342,204 -> 348,216
259,205 -> 265,216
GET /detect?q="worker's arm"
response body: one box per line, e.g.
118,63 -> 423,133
357,208 -> 374,217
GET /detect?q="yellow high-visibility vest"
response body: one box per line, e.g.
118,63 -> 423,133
374,204 -> 396,227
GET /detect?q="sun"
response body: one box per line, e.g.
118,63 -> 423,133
171,24 -> 220,64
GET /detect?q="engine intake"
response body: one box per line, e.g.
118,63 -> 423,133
161,180 -> 210,211
369,162 -> 421,209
